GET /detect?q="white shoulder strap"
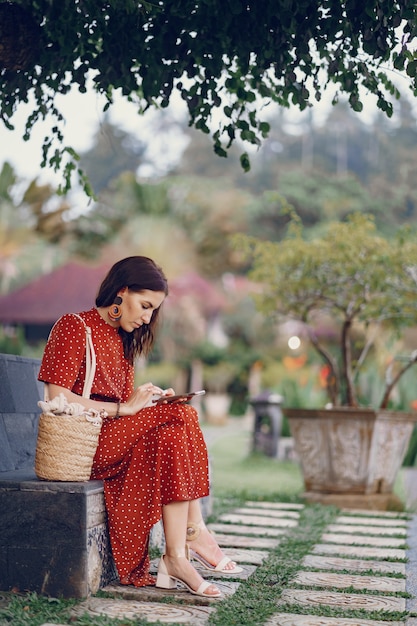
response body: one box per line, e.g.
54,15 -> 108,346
44,313 -> 96,400
71,314 -> 96,399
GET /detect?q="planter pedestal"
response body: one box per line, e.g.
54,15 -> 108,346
284,407 -> 417,511
303,491 -> 404,511
204,393 -> 231,425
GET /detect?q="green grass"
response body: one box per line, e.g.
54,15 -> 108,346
204,418 -> 304,500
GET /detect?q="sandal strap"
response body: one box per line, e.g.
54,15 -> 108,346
195,580 -> 221,597
214,556 -> 232,571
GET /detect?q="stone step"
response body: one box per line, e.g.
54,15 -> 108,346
336,515 -> 408,527
232,507 -> 300,519
208,532 -> 279,550
265,614 -> 405,626
102,578 -> 239,605
302,554 -> 406,575
219,513 -> 298,528
340,509 -> 409,518
326,523 -> 407,536
222,547 -> 270,565
72,596 -> 217,625
313,543 -> 406,560
279,587 -> 406,612
293,570 -> 406,593
246,501 -> 305,511
209,522 -> 288,537
321,533 -> 406,548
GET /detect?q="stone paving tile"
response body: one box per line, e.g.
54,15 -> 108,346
313,543 -> 406,560
219,513 -> 298,528
265,613 -> 405,626
293,570 -> 406,593
222,547 -> 270,565
246,501 -> 304,510
103,579 -> 239,606
327,523 -> 407,536
336,515 -> 408,527
72,597 -> 216,624
232,507 -> 301,519
209,531 -> 279,550
322,532 -> 406,548
302,554 -> 406,575
279,588 -> 406,612
209,522 -> 288,537
341,509 -> 409,518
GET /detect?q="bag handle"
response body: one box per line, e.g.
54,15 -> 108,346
44,313 -> 96,401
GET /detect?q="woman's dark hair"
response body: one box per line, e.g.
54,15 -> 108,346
96,256 -> 168,364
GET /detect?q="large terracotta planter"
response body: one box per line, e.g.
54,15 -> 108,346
284,407 -> 417,509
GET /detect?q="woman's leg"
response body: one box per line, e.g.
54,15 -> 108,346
186,500 -> 241,572
161,500 -> 220,596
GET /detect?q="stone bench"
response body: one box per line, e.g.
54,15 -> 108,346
0,352 -> 118,598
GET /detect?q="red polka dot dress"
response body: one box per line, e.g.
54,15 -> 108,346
38,308 -> 210,587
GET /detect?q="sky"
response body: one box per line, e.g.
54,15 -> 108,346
0,87 -> 191,194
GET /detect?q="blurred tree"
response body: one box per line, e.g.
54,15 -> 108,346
0,162 -> 66,292
79,118 -> 147,195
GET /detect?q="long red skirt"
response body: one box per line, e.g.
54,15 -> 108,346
90,403 -> 209,587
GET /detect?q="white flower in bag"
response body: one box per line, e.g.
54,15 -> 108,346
38,392 -> 104,425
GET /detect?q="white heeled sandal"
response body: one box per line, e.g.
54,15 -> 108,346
156,555 -> 222,598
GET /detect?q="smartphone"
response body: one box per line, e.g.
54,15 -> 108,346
153,390 -> 206,404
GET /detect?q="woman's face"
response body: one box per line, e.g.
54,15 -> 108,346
117,288 -> 166,332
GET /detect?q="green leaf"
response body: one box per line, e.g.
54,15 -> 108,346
240,152 -> 250,172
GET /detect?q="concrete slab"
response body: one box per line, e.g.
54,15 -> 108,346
72,597 -> 216,624
232,507 -> 300,519
219,514 -> 298,528
209,522 -> 287,537
246,501 -> 304,510
221,547 -> 270,565
302,554 -> 406,575
280,588 -> 406,612
326,523 -> 407,536
293,570 -> 406,593
336,515 -> 408,527
102,579 -> 239,605
265,614 -> 405,626
340,509 -> 409,518
313,543 -> 406,560
321,533 -> 406,548
208,532 -> 279,550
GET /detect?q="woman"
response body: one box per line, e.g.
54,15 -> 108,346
38,256 -> 241,598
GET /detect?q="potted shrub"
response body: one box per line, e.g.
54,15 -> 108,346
235,213 -> 417,509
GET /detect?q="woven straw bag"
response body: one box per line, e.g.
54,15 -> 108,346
35,314 -> 102,482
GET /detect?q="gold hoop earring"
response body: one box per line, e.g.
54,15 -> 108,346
108,296 -> 123,322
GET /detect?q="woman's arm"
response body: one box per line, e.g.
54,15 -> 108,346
46,382 -> 168,418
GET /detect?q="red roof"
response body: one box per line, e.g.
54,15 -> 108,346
0,262 -> 111,324
0,263 -> 227,325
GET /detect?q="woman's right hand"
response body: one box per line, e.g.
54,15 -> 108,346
121,382 -> 164,415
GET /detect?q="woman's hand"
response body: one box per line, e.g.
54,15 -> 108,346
121,382 -> 165,415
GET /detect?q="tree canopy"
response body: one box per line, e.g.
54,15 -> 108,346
1,0 -> 417,192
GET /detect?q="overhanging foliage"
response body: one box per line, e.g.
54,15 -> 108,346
1,0 -> 417,193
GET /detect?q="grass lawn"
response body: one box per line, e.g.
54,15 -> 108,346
203,416 -> 304,501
